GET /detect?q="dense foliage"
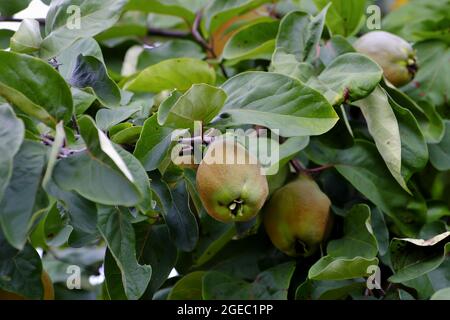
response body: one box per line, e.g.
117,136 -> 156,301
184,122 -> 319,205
0,0 -> 449,300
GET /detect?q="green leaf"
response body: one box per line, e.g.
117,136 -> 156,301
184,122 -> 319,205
97,206 -> 152,300
70,55 -> 121,107
305,139 -> 427,236
113,143 -> 152,213
135,223 -> 178,297
53,116 -> 142,206
0,0 -> 31,16
313,0 -> 365,37
296,279 -> 365,300
134,114 -> 175,171
0,51 -> 73,126
168,271 -> 205,300
309,256 -> 379,281
151,177 -> 199,252
111,126 -> 142,145
431,287 -> 450,300
96,106 -> 141,131
202,262 -> 296,300
104,249 -> 127,300
41,0 -> 128,58
42,122 -> 65,189
0,140 -> 47,250
429,121 -> 450,171
0,30 -> 14,49
10,19 -> 42,54
0,231 -> 43,299
56,37 -> 104,80
158,84 -> 227,129
0,104 -> 24,203
383,0 -> 449,42
72,87 -> 96,115
215,71 -> 338,137
223,20 -> 278,64
327,204 -> 378,258
125,0 -> 196,23
204,0 -> 269,34
125,58 -> 216,93
382,81 -> 444,144
273,7 -> 328,64
390,97 -> 428,181
404,40 -> 450,107
402,259 -> 450,299
138,40 -> 205,69
45,179 -> 99,247
389,232 -> 450,283
353,86 -> 407,192
308,204 -> 379,281
308,53 -> 383,105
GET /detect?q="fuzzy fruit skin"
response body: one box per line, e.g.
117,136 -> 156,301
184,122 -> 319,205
0,271 -> 54,300
196,138 -> 269,223
264,174 -> 332,257
354,31 -> 417,87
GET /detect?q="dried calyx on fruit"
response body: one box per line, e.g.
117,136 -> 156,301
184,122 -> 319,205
264,174 -> 333,257
196,137 -> 269,223
354,31 -> 418,87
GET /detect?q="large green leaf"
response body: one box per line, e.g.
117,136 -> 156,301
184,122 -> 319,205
125,58 -> 216,93
204,0 -> 269,34
313,0 -> 365,37
429,121 -> 450,171
135,223 -> 178,298
353,86 -> 407,192
0,51 -> 73,126
158,84 -> 227,129
97,206 -> 152,300
305,139 -> 426,236
202,262 -> 296,300
53,117 -> 142,206
0,140 -> 47,250
0,104 -> 24,203
0,231 -> 43,300
214,71 -> 338,137
151,177 -> 199,252
222,20 -> 278,64
41,0 -> 128,58
308,204 -> 379,281
389,232 -> 450,283
70,55 -> 121,107
404,40 -> 450,107
308,53 -> 383,105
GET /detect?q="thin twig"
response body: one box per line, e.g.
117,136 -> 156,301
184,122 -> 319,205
0,17 -> 45,25
71,115 -> 80,135
148,27 -> 190,38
